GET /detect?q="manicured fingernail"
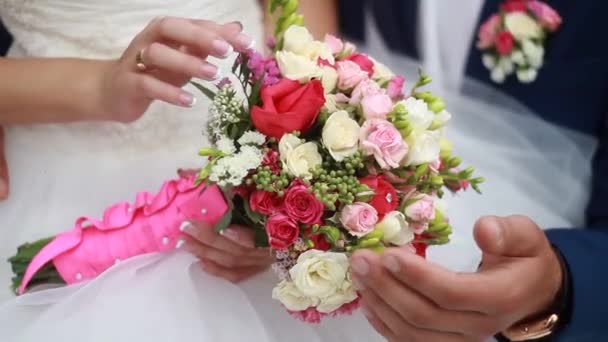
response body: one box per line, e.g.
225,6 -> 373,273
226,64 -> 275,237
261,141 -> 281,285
383,256 -> 400,273
235,33 -> 254,50
229,21 -> 243,31
200,63 -> 220,80
352,276 -> 365,291
351,257 -> 369,276
220,229 -> 238,241
178,92 -> 196,107
0,180 -> 8,199
179,221 -> 192,232
211,39 -> 233,58
176,239 -> 186,249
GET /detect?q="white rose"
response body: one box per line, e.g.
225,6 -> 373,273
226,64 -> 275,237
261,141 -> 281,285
505,12 -> 542,41
285,142 -> 322,179
482,54 -> 496,69
323,94 -> 340,113
316,275 -> 358,313
398,97 -> 435,133
516,68 -> 538,83
279,133 -> 303,162
276,51 -> 322,83
490,67 -> 506,83
290,250 -> 350,298
376,211 -> 414,246
404,130 -> 441,166
272,280 -> 319,311
320,66 -> 338,93
322,111 -> 360,161
283,25 -> 335,64
371,59 -> 394,81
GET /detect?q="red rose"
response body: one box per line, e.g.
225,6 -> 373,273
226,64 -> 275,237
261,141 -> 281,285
249,190 -> 284,215
344,53 -> 374,77
496,31 -> 514,55
501,0 -> 529,12
284,182 -> 324,224
359,175 -> 398,216
309,234 -> 331,251
266,213 -> 300,249
251,79 -> 325,140
413,241 -> 428,258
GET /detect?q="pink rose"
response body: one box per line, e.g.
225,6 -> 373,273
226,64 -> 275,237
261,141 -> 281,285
250,190 -> 284,215
344,53 -> 375,77
336,60 -> 369,90
387,75 -> 405,100
361,93 -> 393,120
340,202 -> 378,237
360,119 -> 408,169
284,182 -> 324,224
266,213 -> 300,250
476,14 -> 501,49
529,1 -> 562,32
349,79 -> 382,105
405,194 -> 436,234
324,34 -> 344,55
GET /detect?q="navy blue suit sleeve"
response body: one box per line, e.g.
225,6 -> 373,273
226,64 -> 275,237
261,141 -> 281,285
545,116 -> 608,341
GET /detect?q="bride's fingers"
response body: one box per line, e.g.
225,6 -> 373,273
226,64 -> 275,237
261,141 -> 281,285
180,221 -> 270,258
132,73 -> 196,107
184,239 -> 273,268
141,43 -> 220,80
200,259 -> 268,284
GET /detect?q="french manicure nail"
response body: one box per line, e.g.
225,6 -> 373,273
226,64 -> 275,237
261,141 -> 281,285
383,256 -> 400,273
211,39 -> 233,58
178,92 -> 196,107
220,229 -> 238,241
200,63 -> 220,80
176,239 -> 186,249
230,21 -> 243,31
180,221 -> 196,235
352,276 -> 365,291
351,257 -> 369,276
235,33 -> 254,50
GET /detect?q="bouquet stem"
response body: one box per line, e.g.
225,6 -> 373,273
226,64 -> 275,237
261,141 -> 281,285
8,236 -> 64,294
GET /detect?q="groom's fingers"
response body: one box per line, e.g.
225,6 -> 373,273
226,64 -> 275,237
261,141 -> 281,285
0,127 -> 8,200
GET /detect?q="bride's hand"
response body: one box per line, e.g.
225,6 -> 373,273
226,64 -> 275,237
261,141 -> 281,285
97,16 -> 254,123
179,221 -> 273,283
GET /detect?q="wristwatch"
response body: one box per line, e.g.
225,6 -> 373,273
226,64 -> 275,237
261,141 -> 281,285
496,246 -> 572,341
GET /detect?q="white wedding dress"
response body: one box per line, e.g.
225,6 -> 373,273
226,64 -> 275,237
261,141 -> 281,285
0,0 -> 596,341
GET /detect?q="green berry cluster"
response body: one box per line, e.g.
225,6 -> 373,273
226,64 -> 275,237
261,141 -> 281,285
247,166 -> 292,195
309,151 -> 367,210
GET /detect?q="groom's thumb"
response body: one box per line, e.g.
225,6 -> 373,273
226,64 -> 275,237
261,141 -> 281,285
474,215 -> 546,258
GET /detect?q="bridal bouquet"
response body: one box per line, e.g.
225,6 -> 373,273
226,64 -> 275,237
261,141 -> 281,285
8,0 -> 482,324
190,0 -> 483,322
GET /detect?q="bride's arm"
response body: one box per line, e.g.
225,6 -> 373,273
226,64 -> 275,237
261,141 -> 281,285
0,58 -> 110,124
261,0 -> 338,39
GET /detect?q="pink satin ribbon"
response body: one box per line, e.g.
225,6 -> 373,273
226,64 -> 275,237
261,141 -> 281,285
18,175 -> 228,294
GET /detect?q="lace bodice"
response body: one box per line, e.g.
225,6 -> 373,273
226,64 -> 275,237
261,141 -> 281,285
0,0 -> 263,153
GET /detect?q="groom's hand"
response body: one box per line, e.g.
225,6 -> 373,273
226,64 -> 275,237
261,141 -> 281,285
180,222 -> 273,283
351,216 -> 563,342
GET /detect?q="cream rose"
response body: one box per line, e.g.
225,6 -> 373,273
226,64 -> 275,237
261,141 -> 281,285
316,273 -> 358,313
272,280 -> 319,311
505,12 -> 542,41
290,250 -> 350,298
283,25 -> 335,63
320,66 -> 338,93
279,133 -> 303,160
376,211 -> 415,246
276,51 -> 322,83
404,130 -> 441,166
322,111 -> 360,161
279,134 -> 322,179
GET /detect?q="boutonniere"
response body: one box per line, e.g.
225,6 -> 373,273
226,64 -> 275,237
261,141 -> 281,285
477,0 -> 562,84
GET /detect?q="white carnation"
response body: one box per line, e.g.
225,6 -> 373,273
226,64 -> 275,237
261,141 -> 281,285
516,68 -> 538,83
490,67 -> 506,83
482,54 -> 497,69
238,131 -> 266,146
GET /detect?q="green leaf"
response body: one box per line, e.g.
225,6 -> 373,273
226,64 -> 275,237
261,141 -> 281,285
243,196 -> 265,224
213,188 -> 234,233
190,81 -> 217,101
248,74 -> 265,108
254,228 -> 270,248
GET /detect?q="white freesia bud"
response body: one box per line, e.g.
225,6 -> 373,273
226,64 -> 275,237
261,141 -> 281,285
376,211 -> 414,246
398,97 -> 435,133
322,111 -> 360,161
272,280 -> 319,311
482,54 -> 497,69
491,67 -> 506,83
516,68 -> 538,83
320,66 -> 338,93
522,40 -> 544,69
498,57 -> 515,75
510,50 -> 526,66
290,250 -> 350,298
